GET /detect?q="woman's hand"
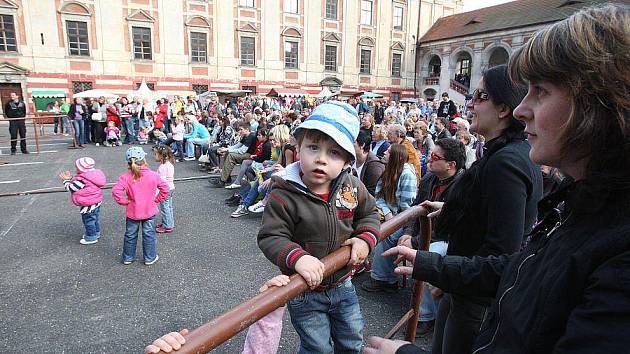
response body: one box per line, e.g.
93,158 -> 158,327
419,200 -> 444,218
381,246 -> 417,276
397,235 -> 413,249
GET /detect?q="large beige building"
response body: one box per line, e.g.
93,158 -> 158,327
0,0 -> 463,112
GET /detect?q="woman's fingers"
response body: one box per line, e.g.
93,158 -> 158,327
394,266 -> 413,276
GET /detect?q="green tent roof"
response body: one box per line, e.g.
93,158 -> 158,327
31,90 -> 67,98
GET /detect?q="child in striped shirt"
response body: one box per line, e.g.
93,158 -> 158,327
58,157 -> 107,245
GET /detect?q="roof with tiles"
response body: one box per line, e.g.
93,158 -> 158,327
419,0 -> 620,44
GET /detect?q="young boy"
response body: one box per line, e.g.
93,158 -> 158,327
258,101 -> 380,353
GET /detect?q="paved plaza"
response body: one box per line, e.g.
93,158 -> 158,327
0,125 -> 428,353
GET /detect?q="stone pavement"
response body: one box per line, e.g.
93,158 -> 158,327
0,125 -> 431,353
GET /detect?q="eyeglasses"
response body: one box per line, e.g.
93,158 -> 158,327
471,89 -> 490,104
430,153 -> 446,162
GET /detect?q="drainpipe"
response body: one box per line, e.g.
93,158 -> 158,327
413,0 -> 422,98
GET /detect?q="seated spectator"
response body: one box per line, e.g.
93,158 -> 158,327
371,124 -> 390,159
361,144 -> 417,292
456,130 -> 477,168
183,114 -> 211,161
413,121 -> 435,176
226,127 -> 271,189
104,120 -> 121,147
227,125 -> 295,216
405,118 -> 416,138
397,138 -> 466,336
206,115 -> 236,172
452,116 -> 477,147
353,129 -> 385,197
387,124 -> 422,181
210,122 -> 257,187
137,127 -> 149,145
360,113 -> 374,137
434,117 -> 452,140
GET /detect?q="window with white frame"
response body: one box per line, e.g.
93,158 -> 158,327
284,0 -> 298,13
361,0 -> 373,25
284,41 -> 298,69
132,26 -> 152,60
0,14 -> 17,52
325,0 -> 337,20
392,52 -> 402,77
239,0 -> 255,7
324,45 -> 337,71
393,6 -> 403,30
190,31 -> 207,63
66,20 -> 89,56
240,36 -> 255,66
360,49 -> 371,74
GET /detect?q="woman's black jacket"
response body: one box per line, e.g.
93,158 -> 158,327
398,180 -> 630,354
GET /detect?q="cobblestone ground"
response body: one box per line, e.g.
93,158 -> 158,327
0,123 -> 432,353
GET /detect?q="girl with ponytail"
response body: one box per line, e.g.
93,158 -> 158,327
112,146 -> 170,266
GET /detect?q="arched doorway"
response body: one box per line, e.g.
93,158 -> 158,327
423,88 -> 437,101
454,52 -> 472,88
428,55 -> 441,77
320,77 -> 342,93
488,47 -> 509,68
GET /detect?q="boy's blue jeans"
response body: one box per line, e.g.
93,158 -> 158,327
287,278 -> 364,354
158,192 -> 174,229
81,206 -> 100,241
122,216 -> 157,263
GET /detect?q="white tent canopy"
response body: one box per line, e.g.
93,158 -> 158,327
316,87 -> 333,99
129,78 -> 154,100
73,89 -> 119,99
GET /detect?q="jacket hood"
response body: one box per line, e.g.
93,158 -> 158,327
365,152 -> 384,167
78,169 -> 106,187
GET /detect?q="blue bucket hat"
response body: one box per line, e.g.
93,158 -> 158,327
125,146 -> 146,162
293,101 -> 360,161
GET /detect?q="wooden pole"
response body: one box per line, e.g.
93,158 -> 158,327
153,206 -> 428,354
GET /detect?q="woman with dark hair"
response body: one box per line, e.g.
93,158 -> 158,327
396,64 -> 544,354
366,4 -> 630,354
68,97 -> 89,148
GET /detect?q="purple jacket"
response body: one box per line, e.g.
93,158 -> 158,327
112,166 -> 169,220
71,169 -> 106,207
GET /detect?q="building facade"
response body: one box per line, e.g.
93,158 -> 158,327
415,0 -> 612,105
0,0 -> 464,113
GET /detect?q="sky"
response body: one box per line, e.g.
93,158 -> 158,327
464,0 -> 514,11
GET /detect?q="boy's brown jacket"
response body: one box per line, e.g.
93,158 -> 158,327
257,162 -> 381,286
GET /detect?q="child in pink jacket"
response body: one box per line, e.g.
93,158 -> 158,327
112,147 -> 169,265
59,157 -> 107,245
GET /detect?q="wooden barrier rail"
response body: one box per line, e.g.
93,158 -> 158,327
0,115 -> 72,153
155,205 -> 429,354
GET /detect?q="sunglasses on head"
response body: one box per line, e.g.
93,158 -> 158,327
471,89 -> 490,103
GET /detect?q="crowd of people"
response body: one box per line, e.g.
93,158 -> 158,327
53,4 -> 630,354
